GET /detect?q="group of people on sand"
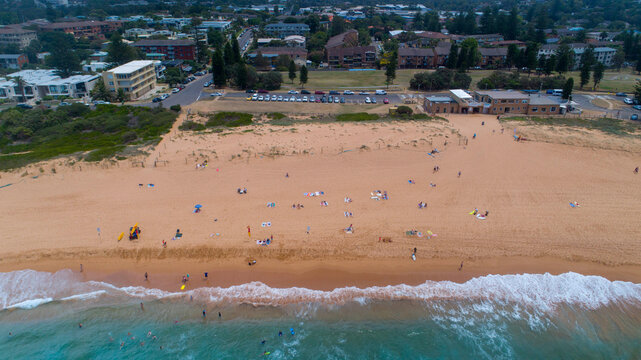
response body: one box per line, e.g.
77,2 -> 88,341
343,211 -> 354,217
418,201 -> 427,209
344,224 -> 354,233
195,160 -> 208,169
344,196 -> 352,203
291,203 -> 305,209
471,208 -> 490,219
237,188 -> 248,194
371,190 -> 388,200
257,236 -> 273,246
320,200 -> 329,207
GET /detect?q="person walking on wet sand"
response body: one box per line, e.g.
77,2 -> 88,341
459,262 -> 464,271
144,272 -> 148,281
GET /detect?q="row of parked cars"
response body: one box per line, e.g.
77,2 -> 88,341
247,93 -> 389,104
245,89 -> 388,96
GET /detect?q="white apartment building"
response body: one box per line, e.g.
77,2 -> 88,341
102,60 -> 156,99
0,70 -> 99,101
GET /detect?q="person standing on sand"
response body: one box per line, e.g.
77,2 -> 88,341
145,272 -> 148,281
458,171 -> 461,178
635,167 -> 639,174
459,262 -> 464,271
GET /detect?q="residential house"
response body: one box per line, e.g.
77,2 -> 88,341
247,47 -> 308,68
0,54 -> 29,69
0,26 -> 37,48
39,20 -> 124,40
197,21 -> 232,31
538,43 -> 616,69
434,44 -> 451,67
264,23 -> 310,38
133,39 -> 196,60
1,69 -> 99,100
479,47 -> 507,69
398,47 -> 436,69
325,29 -> 376,68
102,60 -> 156,100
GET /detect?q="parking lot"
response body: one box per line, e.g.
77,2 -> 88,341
225,91 -> 417,105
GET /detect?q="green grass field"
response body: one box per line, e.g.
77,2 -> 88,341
280,68 -> 641,93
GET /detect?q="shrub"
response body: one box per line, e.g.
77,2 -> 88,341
396,106 -> 413,115
267,112 -> 286,120
410,69 -> 472,90
121,131 -> 138,143
169,104 -> 181,112
178,120 -> 206,131
206,112 -> 253,127
478,71 -> 567,90
336,113 -> 380,122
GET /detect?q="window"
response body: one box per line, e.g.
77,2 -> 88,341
541,108 -> 546,112
522,100 -> 527,103
531,107 -> 538,112
550,107 -> 556,112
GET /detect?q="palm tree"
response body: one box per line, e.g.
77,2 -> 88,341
10,77 -> 26,103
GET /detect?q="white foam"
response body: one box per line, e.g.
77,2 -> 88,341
0,270 -> 640,311
6,297 -> 53,310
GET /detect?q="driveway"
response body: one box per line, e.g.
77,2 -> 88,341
572,93 -> 638,119
141,74 -> 212,108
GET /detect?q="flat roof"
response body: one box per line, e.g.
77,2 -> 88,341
475,90 -> 528,99
528,94 -> 562,105
426,96 -> 453,103
450,89 -> 472,99
109,60 -> 155,74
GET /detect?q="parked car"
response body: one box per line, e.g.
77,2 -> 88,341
296,97 -> 302,102
290,96 -> 296,102
633,105 -> 641,110
246,96 -> 252,101
16,103 -> 33,109
383,98 -> 389,104
203,82 -> 211,87
264,95 -> 270,101
328,95 -> 333,103
303,96 -> 308,102
359,91 -> 370,95
172,88 -> 181,93
252,94 -> 258,101
375,90 -> 387,95
283,97 -> 289,102
315,90 -> 325,95
624,98 -> 634,104
310,95 -> 315,102
632,114 -> 639,120
246,89 -> 257,93
329,90 -> 339,95
59,102 -> 71,106
210,92 -> 224,97
340,97 -> 345,103
343,90 -> 354,95
258,89 -> 269,93
152,97 -> 162,103
93,100 -> 110,105
371,97 -> 377,104
288,90 -> 299,94
258,96 -> 264,101
616,92 -> 627,97
365,97 -> 371,104
278,95 -> 283,101
160,94 -> 169,100
334,97 -> 339,103
301,90 -> 311,94
271,95 -> 277,101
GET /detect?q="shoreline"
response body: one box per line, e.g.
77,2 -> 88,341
2,256 -> 640,292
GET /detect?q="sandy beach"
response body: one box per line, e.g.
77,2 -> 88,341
1,112 -> 641,288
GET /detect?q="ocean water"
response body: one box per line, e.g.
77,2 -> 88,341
0,270 -> 640,359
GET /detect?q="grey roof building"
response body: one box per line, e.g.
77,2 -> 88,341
264,23 -> 310,38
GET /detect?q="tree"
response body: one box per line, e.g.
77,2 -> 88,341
207,29 -> 224,48
562,77 -> 574,100
212,49 -> 226,87
506,44 -> 520,69
164,67 -> 184,87
90,78 -> 113,102
106,33 -> 139,65
330,16 -> 348,36
116,88 -> 129,103
579,64 -> 591,89
544,55 -> 557,76
299,65 -> 308,88
46,47 -> 81,77
505,7 -> 520,40
460,38 -> 481,71
409,69 -> 472,90
288,60 -> 297,83
592,62 -> 605,89
385,52 -> 397,88
223,41 -> 234,66
579,47 -> 595,88
456,46 -> 468,71
446,43 -> 458,69
232,39 -> 241,64
613,48 -> 625,71
634,80 -> 641,103
524,43 -> 540,74
304,15 -> 320,34
636,53 -> 641,74
10,77 -> 26,102
555,44 -> 573,74
259,71 -> 282,90
234,62 -> 248,89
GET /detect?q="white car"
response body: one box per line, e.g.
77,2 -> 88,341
365,97 -> 371,104
624,98 -> 634,105
288,90 -> 299,94
271,95 -> 277,101
290,96 -> 296,102
283,97 -> 289,102
302,96 -> 308,102
296,97 -> 302,102
343,90 -> 354,95
161,94 -> 169,100
210,92 -> 223,97
172,88 -> 180,93
258,95 -> 264,101
359,91 -> 370,95
278,95 -> 283,101
375,90 -> 387,95
264,96 -> 270,101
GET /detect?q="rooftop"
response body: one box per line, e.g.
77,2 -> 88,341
528,94 -> 562,105
426,96 -> 453,103
6,69 -> 97,85
108,60 -> 155,74
450,89 -> 472,100
476,90 -> 528,99
0,54 -> 25,59
134,39 -> 195,46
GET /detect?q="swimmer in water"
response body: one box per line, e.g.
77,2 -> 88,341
218,312 -> 222,318
203,310 -> 206,318
278,331 -> 282,337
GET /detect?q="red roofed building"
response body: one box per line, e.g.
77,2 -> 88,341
39,21 -> 124,40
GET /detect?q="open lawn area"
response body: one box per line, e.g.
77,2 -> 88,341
278,68 -> 641,93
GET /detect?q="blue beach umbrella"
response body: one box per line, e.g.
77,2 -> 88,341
195,204 -> 203,209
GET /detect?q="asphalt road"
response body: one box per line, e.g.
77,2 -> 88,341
572,93 -> 639,119
224,91 -> 411,105
238,28 -> 254,55
142,73 -> 212,108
